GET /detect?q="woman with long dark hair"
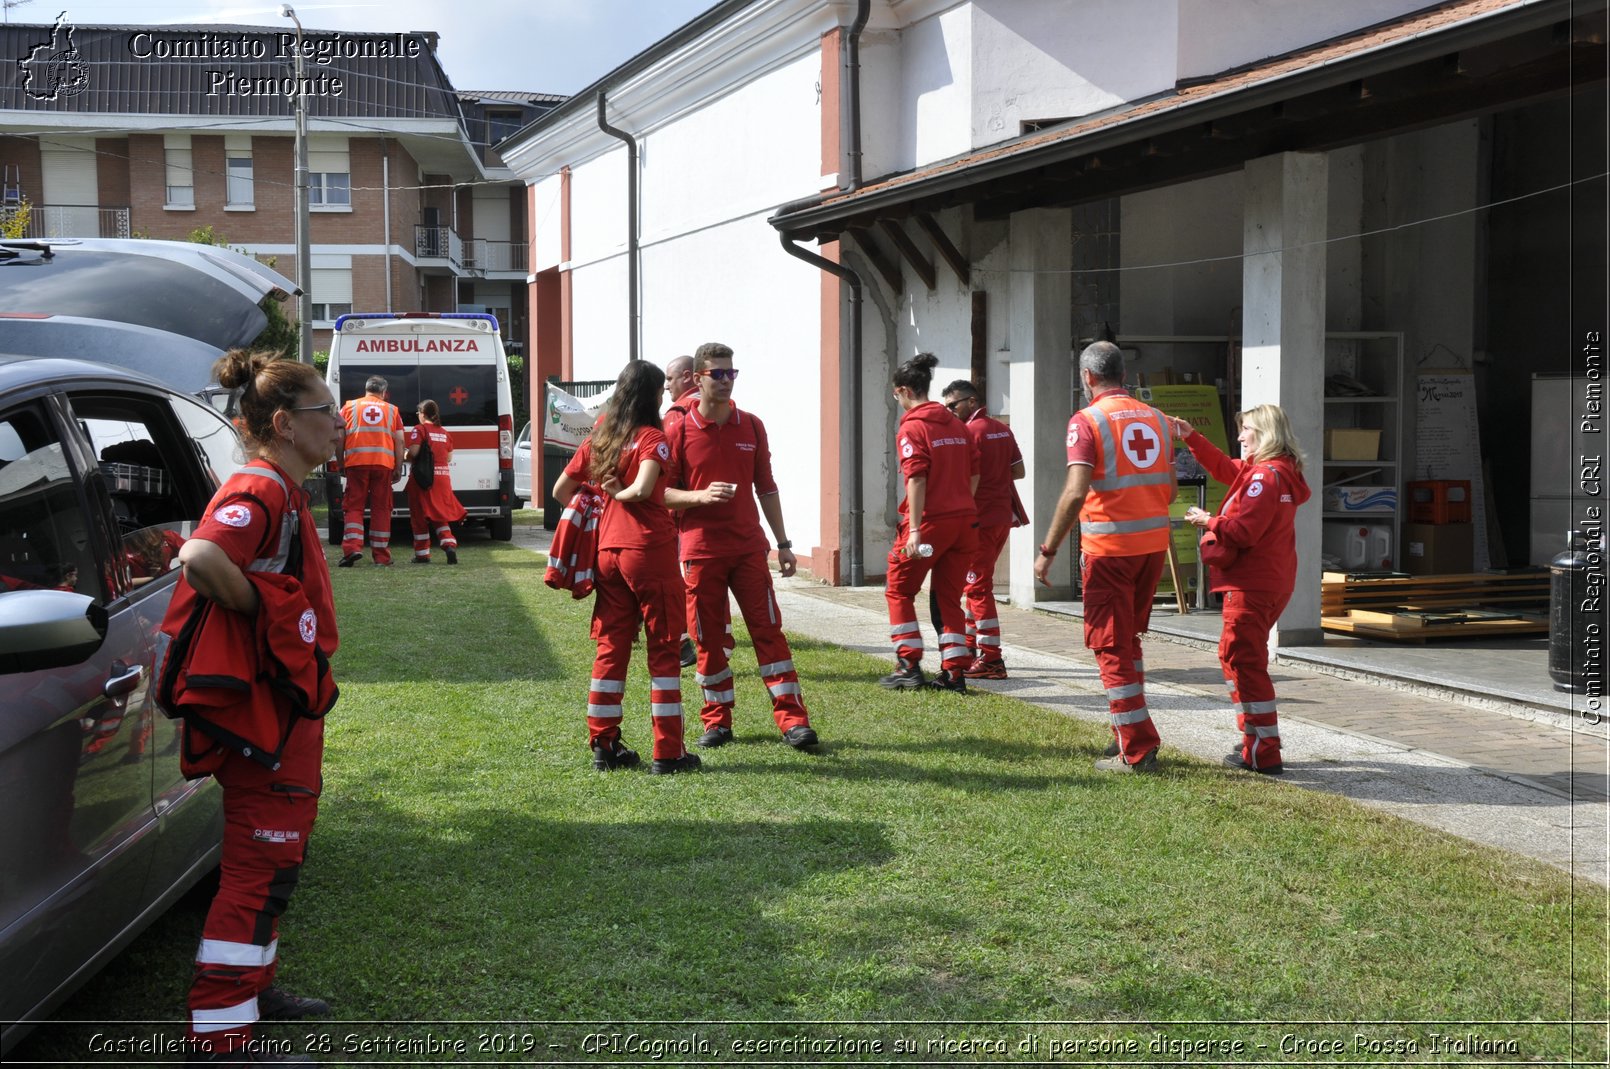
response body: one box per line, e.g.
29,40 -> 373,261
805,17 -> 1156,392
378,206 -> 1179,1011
553,360 -> 698,774
880,353 -> 979,693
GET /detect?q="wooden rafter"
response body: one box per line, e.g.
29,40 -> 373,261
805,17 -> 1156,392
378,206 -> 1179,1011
846,227 -> 902,294
878,218 -> 936,290
915,213 -> 970,285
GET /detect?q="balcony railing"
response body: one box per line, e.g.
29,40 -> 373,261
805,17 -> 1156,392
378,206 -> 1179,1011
4,204 -> 131,239
414,225 -> 462,267
464,239 -> 527,273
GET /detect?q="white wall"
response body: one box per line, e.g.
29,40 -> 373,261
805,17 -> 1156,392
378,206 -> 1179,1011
1176,0 -> 1432,82
900,4 -> 973,169
970,0 -> 1176,148
530,172 -> 564,272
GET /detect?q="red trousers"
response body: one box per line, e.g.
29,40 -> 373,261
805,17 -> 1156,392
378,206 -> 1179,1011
405,483 -> 459,561
1082,552 -> 1166,762
589,544 -> 686,760
341,465 -> 395,564
963,522 -> 1011,662
885,515 -> 977,672
187,718 -> 323,1052
683,552 -> 809,734
1220,588 -> 1289,771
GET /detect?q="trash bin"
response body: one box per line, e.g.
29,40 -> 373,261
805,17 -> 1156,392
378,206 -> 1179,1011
1548,530 -> 1597,693
542,442 -> 574,531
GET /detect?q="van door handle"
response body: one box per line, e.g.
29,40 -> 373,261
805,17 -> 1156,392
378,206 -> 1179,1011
104,661 -> 143,698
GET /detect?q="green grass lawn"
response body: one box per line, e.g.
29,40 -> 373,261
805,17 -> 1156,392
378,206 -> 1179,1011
18,541 -> 1608,1065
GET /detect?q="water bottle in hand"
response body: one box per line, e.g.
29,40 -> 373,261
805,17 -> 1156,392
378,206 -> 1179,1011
916,543 -> 934,558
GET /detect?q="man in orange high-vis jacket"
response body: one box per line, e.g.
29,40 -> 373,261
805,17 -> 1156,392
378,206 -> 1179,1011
338,375 -> 406,567
1034,341 -> 1175,774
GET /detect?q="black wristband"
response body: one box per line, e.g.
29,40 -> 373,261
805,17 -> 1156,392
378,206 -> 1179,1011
776,540 -> 792,550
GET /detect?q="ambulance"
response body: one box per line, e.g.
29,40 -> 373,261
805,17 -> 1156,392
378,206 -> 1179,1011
324,312 -> 516,543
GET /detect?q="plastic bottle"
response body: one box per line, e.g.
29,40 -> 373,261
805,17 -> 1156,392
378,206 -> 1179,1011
917,543 -> 934,558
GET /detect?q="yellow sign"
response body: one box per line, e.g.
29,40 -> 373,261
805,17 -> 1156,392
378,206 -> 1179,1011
1140,385 -> 1230,595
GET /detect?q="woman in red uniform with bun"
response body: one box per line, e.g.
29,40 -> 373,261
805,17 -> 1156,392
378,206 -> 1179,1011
403,398 -> 467,564
1168,404 -> 1312,776
553,360 -> 698,775
880,352 -> 979,693
164,348 -> 344,1063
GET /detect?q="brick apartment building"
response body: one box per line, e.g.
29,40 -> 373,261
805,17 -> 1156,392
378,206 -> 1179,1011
0,17 -> 559,356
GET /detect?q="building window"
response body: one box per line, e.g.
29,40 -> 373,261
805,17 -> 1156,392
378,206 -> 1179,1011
164,133 -> 193,209
487,109 -> 523,146
307,134 -> 351,210
309,172 -> 350,207
225,134 -> 253,207
310,257 -> 352,323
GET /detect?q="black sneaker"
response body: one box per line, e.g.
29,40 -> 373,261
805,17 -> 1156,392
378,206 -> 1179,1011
591,739 -> 640,771
258,986 -> 331,1020
782,725 -> 819,749
879,658 -> 926,690
697,726 -> 734,749
336,552 -> 363,568
649,752 -> 703,775
444,547 -> 458,565
1223,751 -> 1284,776
928,669 -> 967,694
679,637 -> 697,669
410,556 -> 430,565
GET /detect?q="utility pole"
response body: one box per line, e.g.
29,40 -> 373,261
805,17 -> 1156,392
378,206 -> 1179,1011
283,5 -> 314,364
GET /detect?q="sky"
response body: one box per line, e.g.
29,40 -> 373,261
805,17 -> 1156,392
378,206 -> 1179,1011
9,0 -> 719,94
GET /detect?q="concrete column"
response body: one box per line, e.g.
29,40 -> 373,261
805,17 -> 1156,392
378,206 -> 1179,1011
1243,151 -> 1327,645
1006,208 -> 1074,608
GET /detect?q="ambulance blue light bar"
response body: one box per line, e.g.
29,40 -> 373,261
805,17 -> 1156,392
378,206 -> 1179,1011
333,311 -> 501,332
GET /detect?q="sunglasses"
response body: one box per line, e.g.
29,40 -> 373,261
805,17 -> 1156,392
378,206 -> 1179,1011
699,368 -> 740,382
944,399 -> 966,412
292,402 -> 339,418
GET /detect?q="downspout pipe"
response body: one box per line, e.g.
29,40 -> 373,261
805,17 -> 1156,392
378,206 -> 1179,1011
844,0 -> 870,188
596,91 -> 639,361
780,232 -> 865,586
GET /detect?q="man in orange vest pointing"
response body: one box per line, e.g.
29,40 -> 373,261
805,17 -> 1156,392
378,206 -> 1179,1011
1034,341 -> 1175,773
338,374 -> 406,567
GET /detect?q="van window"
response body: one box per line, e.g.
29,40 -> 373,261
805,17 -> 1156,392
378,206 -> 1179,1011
337,364 -> 499,427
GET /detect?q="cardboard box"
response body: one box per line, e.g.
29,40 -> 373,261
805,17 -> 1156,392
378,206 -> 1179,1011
1324,428 -> 1382,461
1322,485 -> 1397,513
1403,522 -> 1473,575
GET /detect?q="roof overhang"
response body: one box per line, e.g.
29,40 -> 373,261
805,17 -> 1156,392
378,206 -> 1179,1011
771,0 -> 1606,242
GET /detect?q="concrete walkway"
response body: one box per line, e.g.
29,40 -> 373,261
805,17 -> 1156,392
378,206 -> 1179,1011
511,526 -> 1608,885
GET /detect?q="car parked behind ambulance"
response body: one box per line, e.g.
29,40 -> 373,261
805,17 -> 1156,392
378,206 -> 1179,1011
325,312 -> 515,542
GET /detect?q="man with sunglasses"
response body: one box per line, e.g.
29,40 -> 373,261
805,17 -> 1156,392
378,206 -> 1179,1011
662,342 -> 819,751
938,379 -> 1027,679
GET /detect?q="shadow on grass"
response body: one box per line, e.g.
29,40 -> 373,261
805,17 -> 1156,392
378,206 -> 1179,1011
19,807 -> 897,1060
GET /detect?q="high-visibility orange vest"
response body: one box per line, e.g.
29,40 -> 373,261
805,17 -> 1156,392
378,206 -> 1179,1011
340,396 -> 401,469
1079,391 -> 1174,556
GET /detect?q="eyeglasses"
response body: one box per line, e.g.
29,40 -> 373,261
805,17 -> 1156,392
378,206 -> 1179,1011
699,368 -> 740,382
292,402 -> 339,418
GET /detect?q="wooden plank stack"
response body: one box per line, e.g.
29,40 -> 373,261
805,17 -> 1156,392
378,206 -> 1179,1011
1320,570 -> 1550,642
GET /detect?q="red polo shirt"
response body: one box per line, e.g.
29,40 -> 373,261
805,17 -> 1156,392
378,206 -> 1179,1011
965,409 -> 1023,527
664,402 -> 775,560
563,428 -> 677,550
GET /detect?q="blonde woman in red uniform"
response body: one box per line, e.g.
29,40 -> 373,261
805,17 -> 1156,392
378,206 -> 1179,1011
1168,405 -> 1312,775
553,360 -> 698,775
880,353 -> 980,693
403,399 -> 467,564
